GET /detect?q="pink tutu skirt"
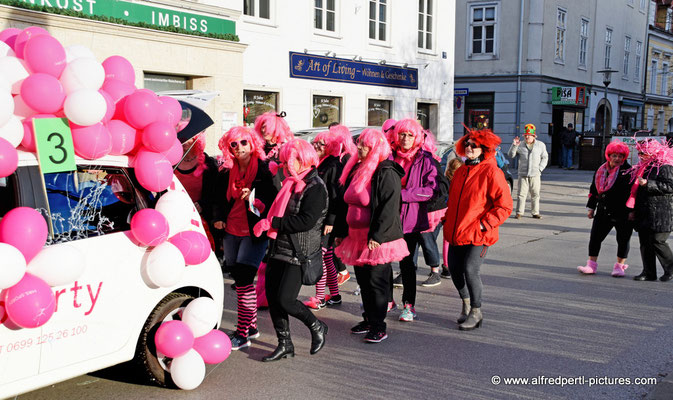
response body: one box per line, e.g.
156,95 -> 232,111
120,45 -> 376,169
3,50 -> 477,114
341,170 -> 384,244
423,208 -> 447,233
335,227 -> 410,266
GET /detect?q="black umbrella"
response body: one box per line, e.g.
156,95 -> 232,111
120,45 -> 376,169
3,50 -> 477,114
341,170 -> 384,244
176,100 -> 214,143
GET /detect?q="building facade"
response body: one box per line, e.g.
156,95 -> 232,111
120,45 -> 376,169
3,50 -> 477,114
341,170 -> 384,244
644,0 -> 673,134
454,0 -> 648,164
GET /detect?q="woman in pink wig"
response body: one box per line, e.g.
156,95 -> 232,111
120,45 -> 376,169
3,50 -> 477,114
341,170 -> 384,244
333,129 -> 409,343
578,141 -> 633,277
212,126 -> 278,350
253,139 -> 329,361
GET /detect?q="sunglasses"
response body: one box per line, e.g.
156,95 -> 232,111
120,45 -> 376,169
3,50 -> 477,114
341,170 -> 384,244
313,141 -> 326,148
465,141 -> 480,149
230,139 -> 249,149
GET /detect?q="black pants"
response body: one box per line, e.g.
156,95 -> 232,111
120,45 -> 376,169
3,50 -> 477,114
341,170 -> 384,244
399,232 -> 422,306
638,229 -> 673,277
266,259 -> 317,334
354,263 -> 391,333
448,244 -> 488,308
230,263 -> 258,286
588,216 -> 633,259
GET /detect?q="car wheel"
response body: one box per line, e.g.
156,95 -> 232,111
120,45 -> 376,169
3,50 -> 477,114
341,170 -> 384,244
134,292 -> 194,387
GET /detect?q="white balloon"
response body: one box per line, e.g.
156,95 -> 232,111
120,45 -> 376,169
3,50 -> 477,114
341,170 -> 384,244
182,297 -> 218,338
0,91 -> 13,127
0,56 -> 29,94
0,243 -> 27,289
0,115 -> 24,148
145,242 -> 185,287
26,244 -> 85,287
60,58 -> 105,94
12,94 -> 36,119
0,76 -> 10,94
155,191 -> 194,236
170,349 -> 206,390
65,44 -> 96,63
0,41 -> 15,58
63,89 -> 106,126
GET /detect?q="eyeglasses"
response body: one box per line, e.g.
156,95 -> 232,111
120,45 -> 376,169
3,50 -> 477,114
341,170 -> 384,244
465,141 -> 480,149
230,139 -> 249,149
313,141 -> 326,149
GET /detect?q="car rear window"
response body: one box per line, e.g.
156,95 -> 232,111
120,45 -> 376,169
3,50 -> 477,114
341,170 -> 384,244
0,175 -> 18,219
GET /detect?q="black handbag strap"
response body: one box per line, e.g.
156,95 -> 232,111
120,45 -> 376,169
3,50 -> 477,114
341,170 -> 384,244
288,233 -> 308,263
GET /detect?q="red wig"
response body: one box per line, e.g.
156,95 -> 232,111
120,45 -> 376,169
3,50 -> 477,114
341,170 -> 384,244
605,141 -> 630,162
455,128 -> 501,160
217,126 -> 266,170
254,111 -> 293,145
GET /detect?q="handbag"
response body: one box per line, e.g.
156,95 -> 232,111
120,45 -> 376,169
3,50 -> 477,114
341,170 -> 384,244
288,233 -> 323,285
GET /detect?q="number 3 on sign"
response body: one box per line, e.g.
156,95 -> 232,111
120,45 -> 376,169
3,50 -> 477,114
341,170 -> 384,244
33,118 -> 77,174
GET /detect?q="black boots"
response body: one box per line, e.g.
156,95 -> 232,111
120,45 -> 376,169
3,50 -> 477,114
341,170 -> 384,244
458,307 -> 482,331
262,331 -> 294,362
308,319 -> 328,355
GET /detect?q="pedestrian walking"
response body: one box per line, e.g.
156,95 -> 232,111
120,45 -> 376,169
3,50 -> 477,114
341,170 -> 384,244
559,123 -> 576,169
508,123 -> 548,219
333,128 -> 409,343
441,158 -> 465,277
444,128 -> 513,330
577,141 -> 633,277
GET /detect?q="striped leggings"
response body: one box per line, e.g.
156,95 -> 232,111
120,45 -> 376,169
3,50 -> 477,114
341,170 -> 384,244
231,264 -> 258,337
313,246 -> 340,300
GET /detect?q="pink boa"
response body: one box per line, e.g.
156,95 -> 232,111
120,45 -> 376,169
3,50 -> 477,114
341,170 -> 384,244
253,168 -> 310,238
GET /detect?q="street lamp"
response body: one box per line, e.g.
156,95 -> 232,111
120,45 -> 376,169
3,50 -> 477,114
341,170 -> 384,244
597,68 -> 616,155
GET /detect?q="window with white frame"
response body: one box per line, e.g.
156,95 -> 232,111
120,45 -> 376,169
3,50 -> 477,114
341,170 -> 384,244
605,28 -> 613,68
418,0 -> 434,50
623,36 -> 631,78
315,0 -> 337,32
667,9 -> 673,31
244,0 -> 271,19
469,4 -> 497,57
579,18 -> 589,67
635,41 -> 642,81
651,59 -> 658,94
662,63 -> 668,95
369,0 -> 388,42
555,8 -> 566,62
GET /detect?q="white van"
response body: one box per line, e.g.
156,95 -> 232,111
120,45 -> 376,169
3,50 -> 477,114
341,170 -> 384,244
0,150 -> 224,397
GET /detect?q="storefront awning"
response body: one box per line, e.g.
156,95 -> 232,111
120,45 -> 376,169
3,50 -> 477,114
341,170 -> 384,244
621,99 -> 643,107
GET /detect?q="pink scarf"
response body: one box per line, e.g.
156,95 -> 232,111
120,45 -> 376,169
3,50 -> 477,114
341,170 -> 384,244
394,147 -> 419,188
253,168 -> 311,238
595,162 -> 619,194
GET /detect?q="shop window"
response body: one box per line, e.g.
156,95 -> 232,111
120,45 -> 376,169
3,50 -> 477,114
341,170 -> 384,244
312,95 -> 342,127
416,102 -> 438,133
244,90 -> 278,126
315,0 -> 337,33
418,0 -> 434,51
244,0 -> 271,19
144,73 -> 188,92
44,168 -> 142,244
369,0 -> 388,42
464,92 -> 494,131
367,99 -> 392,127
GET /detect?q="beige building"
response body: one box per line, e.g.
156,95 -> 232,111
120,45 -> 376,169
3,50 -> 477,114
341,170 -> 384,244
644,1 -> 673,134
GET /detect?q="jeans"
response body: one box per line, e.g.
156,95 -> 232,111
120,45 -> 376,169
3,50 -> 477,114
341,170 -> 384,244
413,223 -> 442,267
354,263 -> 391,333
448,244 -> 488,308
637,229 -> 673,277
588,216 -> 633,259
561,146 -> 573,168
222,233 -> 268,268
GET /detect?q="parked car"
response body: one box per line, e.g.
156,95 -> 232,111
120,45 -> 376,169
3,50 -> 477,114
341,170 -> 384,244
0,150 -> 224,397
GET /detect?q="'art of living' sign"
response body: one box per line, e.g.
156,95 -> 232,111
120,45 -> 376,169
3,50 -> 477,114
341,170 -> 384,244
289,52 -> 419,90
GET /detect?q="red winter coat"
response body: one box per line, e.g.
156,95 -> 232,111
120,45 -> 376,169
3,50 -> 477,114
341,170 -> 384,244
443,157 -> 513,246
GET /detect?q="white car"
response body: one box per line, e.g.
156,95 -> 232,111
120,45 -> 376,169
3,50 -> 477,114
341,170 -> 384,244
0,150 -> 224,397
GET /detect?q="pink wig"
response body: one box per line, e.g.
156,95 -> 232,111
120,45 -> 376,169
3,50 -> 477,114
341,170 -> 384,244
422,129 -> 441,161
391,118 -> 424,151
382,118 -> 397,133
605,141 -> 630,162
279,139 -> 319,178
254,111 -> 294,145
339,128 -> 391,192
315,124 -> 356,159
192,133 -> 208,177
217,126 -> 266,170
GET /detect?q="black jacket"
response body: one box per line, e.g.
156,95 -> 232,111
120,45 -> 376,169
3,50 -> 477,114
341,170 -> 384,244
334,160 -> 405,244
317,155 -> 344,227
586,162 -> 632,221
212,160 -> 279,241
427,158 -> 449,213
175,154 -> 219,222
635,164 -> 673,233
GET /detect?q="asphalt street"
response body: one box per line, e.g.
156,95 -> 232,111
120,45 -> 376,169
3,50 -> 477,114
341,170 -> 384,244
13,167 -> 673,400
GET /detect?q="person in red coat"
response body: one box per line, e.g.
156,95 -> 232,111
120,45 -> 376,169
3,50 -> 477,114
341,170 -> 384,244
443,128 -> 513,330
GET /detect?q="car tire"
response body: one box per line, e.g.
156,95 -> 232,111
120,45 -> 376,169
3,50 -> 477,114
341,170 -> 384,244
134,292 -> 194,387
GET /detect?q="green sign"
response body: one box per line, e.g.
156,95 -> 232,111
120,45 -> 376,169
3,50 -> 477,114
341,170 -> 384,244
14,0 -> 235,36
33,118 -> 76,174
551,86 -> 587,106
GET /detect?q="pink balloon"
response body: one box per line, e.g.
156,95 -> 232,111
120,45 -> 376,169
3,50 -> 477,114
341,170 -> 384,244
107,119 -> 138,155
158,96 -> 182,127
0,28 -> 21,48
21,114 -> 57,152
0,207 -> 47,263
134,149 -> 173,192
193,329 -> 232,364
154,320 -> 194,358
101,79 -> 135,104
124,90 -> 159,129
0,138 -> 18,178
13,26 -> 49,59
131,209 -> 169,246
169,231 -> 211,265
23,34 -> 66,78
142,121 -> 177,153
71,122 -> 112,160
4,273 -> 55,328
20,73 -> 65,114
99,90 -> 116,124
13,94 -> 37,119
102,56 -> 135,84
165,139 -> 183,165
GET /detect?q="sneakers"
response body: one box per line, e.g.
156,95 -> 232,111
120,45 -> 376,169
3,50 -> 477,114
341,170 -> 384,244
230,334 -> 251,350
421,272 -> 441,287
337,271 -> 351,285
248,327 -> 260,339
532,214 -> 542,219
399,303 -> 416,322
440,265 -> 451,279
304,296 -> 326,310
387,300 -> 397,312
364,330 -> 388,343
392,273 -> 403,288
325,294 -> 342,306
514,214 -> 522,219
350,321 -> 370,334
